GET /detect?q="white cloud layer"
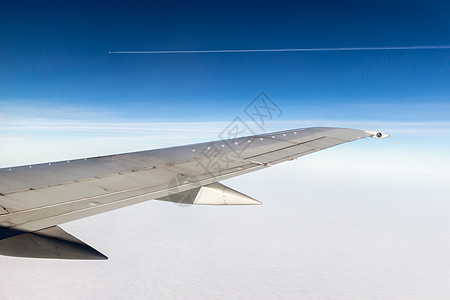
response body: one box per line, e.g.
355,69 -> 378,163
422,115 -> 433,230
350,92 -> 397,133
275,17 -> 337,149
1,114 -> 449,299
1,152 -> 449,299
1,117 -> 449,167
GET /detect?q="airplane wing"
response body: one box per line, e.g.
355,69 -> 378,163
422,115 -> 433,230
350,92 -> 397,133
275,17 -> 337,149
0,127 -> 388,259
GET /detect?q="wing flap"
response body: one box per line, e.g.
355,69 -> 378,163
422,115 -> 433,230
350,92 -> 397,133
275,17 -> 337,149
1,182 -> 109,212
0,225 -> 107,260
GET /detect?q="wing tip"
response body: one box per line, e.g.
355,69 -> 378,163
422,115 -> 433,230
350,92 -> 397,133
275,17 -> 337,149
365,131 -> 390,139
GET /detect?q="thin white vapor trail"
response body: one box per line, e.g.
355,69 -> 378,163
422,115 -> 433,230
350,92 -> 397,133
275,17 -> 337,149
108,45 -> 450,54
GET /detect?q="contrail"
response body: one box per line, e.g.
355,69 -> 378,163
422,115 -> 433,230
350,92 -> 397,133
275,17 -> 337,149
109,45 -> 450,54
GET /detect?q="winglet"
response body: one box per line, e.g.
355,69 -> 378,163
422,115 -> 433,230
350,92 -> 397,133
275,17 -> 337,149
365,131 -> 390,139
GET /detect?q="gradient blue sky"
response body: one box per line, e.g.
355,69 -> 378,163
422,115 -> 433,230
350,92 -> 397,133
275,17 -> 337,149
1,1 -> 450,299
1,0 -> 450,122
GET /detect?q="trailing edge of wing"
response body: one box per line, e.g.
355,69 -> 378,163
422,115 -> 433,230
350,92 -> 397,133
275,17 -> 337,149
0,226 -> 107,260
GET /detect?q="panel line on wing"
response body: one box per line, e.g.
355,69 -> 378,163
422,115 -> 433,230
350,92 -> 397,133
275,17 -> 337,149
0,163 -> 268,233
0,162 -> 265,227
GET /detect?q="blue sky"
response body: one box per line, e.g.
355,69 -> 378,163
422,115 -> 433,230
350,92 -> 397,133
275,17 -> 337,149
1,0 -> 449,167
1,1 -> 450,299
1,0 -> 450,122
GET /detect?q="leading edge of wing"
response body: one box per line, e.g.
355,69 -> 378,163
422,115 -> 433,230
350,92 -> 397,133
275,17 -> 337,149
0,127 -> 385,171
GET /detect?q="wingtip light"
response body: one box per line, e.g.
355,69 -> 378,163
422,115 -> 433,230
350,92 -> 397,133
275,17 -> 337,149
365,131 -> 390,139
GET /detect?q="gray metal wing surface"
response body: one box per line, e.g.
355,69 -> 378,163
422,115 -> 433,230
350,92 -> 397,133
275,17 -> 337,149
0,127 -> 388,259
